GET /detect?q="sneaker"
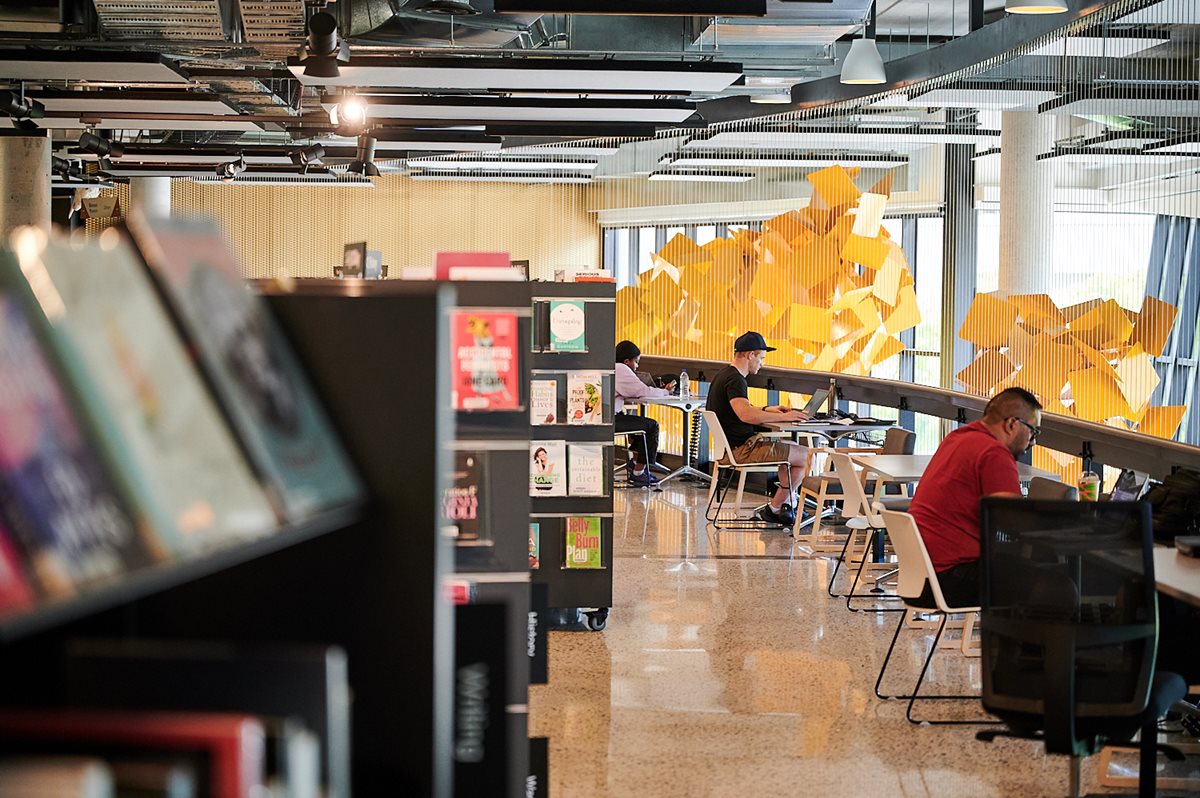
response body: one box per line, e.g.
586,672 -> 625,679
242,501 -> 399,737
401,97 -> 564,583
755,503 -> 795,528
777,503 -> 797,526
631,469 -> 659,487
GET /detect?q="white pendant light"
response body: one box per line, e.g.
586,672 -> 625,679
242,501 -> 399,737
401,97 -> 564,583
840,38 -> 886,85
1004,0 -> 1068,13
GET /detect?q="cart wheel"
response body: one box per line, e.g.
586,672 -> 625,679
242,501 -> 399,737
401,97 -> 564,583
585,609 -> 608,632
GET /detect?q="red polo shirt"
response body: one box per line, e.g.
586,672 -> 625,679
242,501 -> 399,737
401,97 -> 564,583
908,421 -> 1021,572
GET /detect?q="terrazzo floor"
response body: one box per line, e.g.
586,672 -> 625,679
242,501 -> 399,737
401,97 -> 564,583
528,479 -> 1199,798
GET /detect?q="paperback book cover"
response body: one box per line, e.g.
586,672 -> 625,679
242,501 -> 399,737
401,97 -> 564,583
530,379 -> 557,425
568,444 -> 605,497
442,451 -> 485,543
128,217 -> 363,522
528,522 -> 540,570
563,516 -> 603,569
566,371 -> 604,425
0,290 -> 163,599
529,441 -> 566,497
548,300 -> 586,352
450,311 -> 520,411
15,228 -> 278,557
0,519 -> 34,616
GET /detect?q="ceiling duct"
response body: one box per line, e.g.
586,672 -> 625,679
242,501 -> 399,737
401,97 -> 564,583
344,0 -> 542,48
92,0 -> 226,40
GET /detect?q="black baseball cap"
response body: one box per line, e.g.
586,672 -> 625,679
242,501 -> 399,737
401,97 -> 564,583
734,331 -> 775,353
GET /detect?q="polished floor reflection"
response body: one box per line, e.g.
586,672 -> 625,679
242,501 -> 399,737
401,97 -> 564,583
528,481 -> 1197,798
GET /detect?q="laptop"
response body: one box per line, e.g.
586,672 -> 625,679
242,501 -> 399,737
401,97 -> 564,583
1110,468 -> 1149,502
800,388 -> 830,416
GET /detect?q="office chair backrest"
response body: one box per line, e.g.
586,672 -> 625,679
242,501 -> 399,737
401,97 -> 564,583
881,427 -> 916,455
1026,476 -> 1079,501
978,498 -> 1158,755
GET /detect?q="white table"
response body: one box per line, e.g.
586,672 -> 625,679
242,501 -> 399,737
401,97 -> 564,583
765,420 -> 898,445
1153,547 -> 1200,607
848,453 -> 1060,485
632,395 -> 710,485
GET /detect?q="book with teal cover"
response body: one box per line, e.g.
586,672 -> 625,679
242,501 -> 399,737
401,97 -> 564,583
0,285 -> 165,599
548,300 -> 586,353
563,516 -> 602,569
11,228 -> 278,557
129,217 -> 363,521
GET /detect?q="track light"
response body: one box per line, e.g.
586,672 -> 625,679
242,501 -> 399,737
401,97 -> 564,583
301,11 -> 351,78
51,156 -> 85,180
1004,0 -> 1067,13
78,132 -> 125,158
216,155 -> 247,183
347,135 -> 380,177
289,143 -> 326,174
329,95 -> 368,134
840,38 -> 886,85
2,90 -> 44,120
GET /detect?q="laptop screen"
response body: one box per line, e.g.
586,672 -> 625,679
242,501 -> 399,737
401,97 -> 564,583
802,388 -> 830,415
1110,469 -> 1149,502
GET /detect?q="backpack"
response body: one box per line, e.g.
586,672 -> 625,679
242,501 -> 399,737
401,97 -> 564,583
1143,468 -> 1200,543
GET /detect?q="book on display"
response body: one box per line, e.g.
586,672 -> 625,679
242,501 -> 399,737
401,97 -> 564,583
442,451 -> 486,544
547,300 -> 586,352
566,371 -> 603,425
529,441 -> 566,497
0,286 -> 164,600
528,522 -> 540,570
449,310 -> 520,411
563,516 -> 602,569
568,444 -> 605,497
127,216 -> 363,521
0,518 -> 34,615
529,379 -> 557,425
8,227 -> 277,557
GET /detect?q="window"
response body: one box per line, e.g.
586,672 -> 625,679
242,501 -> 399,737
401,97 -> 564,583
637,227 -> 656,274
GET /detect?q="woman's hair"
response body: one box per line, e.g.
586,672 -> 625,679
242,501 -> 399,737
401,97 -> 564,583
533,447 -> 547,461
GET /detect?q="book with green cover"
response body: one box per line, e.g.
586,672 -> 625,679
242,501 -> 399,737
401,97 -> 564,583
563,516 -> 602,569
7,227 -> 277,557
548,300 -> 586,353
129,217 -> 363,521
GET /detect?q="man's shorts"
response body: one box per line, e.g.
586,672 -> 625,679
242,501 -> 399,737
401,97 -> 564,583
727,434 -> 792,465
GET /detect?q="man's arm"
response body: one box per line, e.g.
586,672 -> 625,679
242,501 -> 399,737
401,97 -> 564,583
730,396 -> 808,425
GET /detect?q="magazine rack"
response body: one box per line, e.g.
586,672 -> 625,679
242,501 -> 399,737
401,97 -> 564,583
529,282 -> 616,631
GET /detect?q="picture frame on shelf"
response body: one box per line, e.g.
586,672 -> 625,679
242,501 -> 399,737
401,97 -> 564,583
339,242 -> 367,278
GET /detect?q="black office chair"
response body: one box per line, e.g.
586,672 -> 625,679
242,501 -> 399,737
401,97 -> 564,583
975,498 -> 1186,798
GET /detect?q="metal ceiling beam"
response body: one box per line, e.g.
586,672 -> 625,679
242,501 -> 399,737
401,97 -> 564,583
696,0 -> 1166,124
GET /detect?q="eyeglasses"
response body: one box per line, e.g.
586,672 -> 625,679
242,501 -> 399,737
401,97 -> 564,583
1011,417 -> 1041,439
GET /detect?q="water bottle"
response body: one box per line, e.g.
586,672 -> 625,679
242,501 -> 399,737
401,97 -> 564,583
680,370 -> 690,399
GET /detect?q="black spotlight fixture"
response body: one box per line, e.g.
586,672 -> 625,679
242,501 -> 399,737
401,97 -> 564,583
346,135 -> 380,177
51,156 -> 85,180
2,90 -> 45,120
423,0 -> 481,15
289,143 -> 326,174
78,132 -> 125,159
301,11 -> 351,78
216,155 -> 247,183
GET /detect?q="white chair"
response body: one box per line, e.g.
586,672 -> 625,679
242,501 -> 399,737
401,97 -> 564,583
875,509 -> 991,726
826,452 -> 900,610
613,429 -> 656,490
702,410 -> 792,531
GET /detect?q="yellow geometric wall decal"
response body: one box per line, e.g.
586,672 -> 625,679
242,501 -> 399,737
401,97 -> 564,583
955,292 -> 1179,441
616,164 -> 917,375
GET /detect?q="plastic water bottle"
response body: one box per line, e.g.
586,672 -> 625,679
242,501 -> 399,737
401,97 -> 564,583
680,370 -> 690,399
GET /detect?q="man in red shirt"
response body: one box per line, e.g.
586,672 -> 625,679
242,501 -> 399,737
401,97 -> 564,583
908,387 -> 1042,607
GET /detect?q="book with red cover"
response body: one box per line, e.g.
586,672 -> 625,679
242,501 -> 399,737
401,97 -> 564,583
0,518 -> 34,617
0,709 -> 265,798
434,252 -> 510,280
450,311 -> 520,411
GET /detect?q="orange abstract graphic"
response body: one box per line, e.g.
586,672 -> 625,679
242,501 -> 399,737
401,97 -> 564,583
615,165 -> 918,374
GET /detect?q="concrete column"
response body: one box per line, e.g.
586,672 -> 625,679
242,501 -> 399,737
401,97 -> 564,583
999,111 -> 1056,297
0,133 -> 51,240
128,176 -> 171,219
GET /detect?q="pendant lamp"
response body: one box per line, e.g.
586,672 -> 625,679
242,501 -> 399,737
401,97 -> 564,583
840,38 -> 886,85
1004,0 -> 1068,13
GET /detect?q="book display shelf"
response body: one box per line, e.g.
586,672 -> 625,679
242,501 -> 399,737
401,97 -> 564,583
529,283 -> 616,631
446,281 -> 538,798
0,231 -> 458,798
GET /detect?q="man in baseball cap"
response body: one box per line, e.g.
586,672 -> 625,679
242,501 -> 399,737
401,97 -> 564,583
705,331 -> 810,527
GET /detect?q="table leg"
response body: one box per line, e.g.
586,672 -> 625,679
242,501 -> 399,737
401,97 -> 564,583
656,408 -> 712,486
